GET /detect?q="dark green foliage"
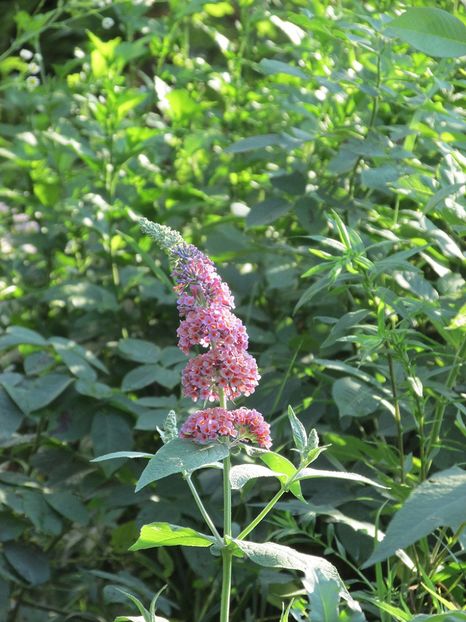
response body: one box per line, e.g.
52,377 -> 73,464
0,1 -> 465,621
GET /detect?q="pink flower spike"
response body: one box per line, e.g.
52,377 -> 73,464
182,346 -> 260,402
177,306 -> 248,354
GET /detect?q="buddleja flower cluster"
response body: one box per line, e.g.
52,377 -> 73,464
140,218 -> 271,449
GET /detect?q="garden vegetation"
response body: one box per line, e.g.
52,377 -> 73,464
0,1 -> 465,621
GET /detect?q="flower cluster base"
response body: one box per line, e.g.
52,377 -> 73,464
180,408 -> 272,449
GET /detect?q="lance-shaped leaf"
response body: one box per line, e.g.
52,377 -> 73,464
364,467 -> 466,566
296,468 -> 386,489
129,522 -> 214,551
258,451 -> 304,500
135,438 -> 229,491
230,464 -> 285,490
287,405 -> 307,453
91,451 -> 153,463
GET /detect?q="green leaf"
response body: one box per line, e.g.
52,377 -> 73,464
92,451 -> 152,463
135,438 -> 229,491
364,467 -> 466,566
234,539 -> 344,588
246,198 -> 290,227
21,490 -> 62,535
0,513 -> 26,541
76,379 -> 113,399
411,614 -> 466,622
332,377 -> 379,419
386,8 -> 466,58
4,542 -> 50,585
0,326 -> 47,349
304,572 -> 340,622
122,364 -> 179,391
0,388 -> 23,439
44,282 -> 118,312
226,134 -> 281,153
91,412 -> 133,475
112,587 -> 170,622
287,405 -> 307,453
321,310 -> 370,349
393,271 -> 439,301
2,374 -> 73,415
297,468 -> 385,489
118,339 -> 161,364
258,451 -> 303,500
258,58 -> 308,79
129,522 -> 214,551
229,464 -> 285,490
44,491 -> 90,525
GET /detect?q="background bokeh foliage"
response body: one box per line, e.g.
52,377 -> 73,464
0,1 -> 465,621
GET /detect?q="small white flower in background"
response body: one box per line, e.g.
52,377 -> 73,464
230,202 -> 250,218
74,47 -> 85,59
26,76 -> 40,90
21,244 -> 38,255
315,86 -> 328,102
20,49 -> 33,60
28,62 -> 40,75
102,17 -> 115,29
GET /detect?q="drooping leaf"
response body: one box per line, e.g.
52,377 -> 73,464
234,539 -> 344,591
3,542 -> 50,585
297,468 -> 385,489
364,467 -> 466,566
229,464 -> 285,490
92,451 -> 153,463
129,522 -> 214,551
2,374 -> 73,415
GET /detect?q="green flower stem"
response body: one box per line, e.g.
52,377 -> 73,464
220,453 -> 233,622
219,387 -> 233,622
185,474 -> 222,544
237,487 -> 285,541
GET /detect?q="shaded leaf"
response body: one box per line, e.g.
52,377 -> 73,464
4,542 -> 50,586
364,467 -> 466,566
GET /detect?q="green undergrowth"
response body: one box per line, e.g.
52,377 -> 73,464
0,1 -> 465,621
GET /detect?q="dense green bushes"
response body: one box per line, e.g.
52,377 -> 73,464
0,1 -> 465,621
